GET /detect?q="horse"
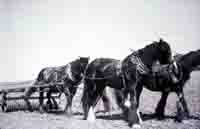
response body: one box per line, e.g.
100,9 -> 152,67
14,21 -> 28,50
23,57 -> 89,115
114,49 -> 200,122
81,39 -> 172,127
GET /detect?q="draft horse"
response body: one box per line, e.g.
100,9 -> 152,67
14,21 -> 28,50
145,49 -> 200,122
114,49 -> 200,122
23,57 -> 89,115
81,39 -> 172,127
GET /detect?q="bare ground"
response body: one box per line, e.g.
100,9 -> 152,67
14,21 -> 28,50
0,72 -> 200,129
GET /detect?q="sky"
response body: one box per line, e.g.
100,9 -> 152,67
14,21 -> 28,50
0,0 -> 200,81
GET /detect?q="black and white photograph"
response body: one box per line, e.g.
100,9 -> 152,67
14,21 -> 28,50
0,0 -> 200,129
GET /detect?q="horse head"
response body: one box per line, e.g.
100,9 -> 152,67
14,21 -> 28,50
78,56 -> 90,74
156,38 -> 172,65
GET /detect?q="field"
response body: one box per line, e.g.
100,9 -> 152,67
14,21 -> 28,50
0,72 -> 200,129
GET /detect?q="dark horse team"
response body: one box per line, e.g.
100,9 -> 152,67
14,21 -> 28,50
81,39 -> 172,127
23,39 -> 200,128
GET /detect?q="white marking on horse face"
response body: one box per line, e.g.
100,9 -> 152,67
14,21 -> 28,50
124,93 -> 131,108
87,106 -> 96,123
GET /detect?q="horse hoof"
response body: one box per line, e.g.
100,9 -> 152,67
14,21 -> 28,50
155,112 -> 165,120
28,108 -> 33,112
87,107 -> 96,123
132,124 -> 141,129
64,107 -> 73,117
128,123 -> 141,128
39,107 -> 45,113
103,109 -> 112,116
65,112 -> 73,117
156,115 -> 165,120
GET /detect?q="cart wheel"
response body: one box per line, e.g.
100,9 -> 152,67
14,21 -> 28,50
58,93 -> 67,111
2,103 -> 8,112
1,92 -> 7,112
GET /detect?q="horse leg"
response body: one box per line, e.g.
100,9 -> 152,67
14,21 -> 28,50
176,90 -> 189,122
51,96 -> 58,109
135,85 -> 143,121
125,82 -> 143,128
155,92 -> 169,120
64,85 -> 78,117
82,79 -> 94,120
39,87 -> 45,113
87,85 -> 105,123
46,88 -> 53,112
102,87 -> 111,115
82,79 -> 105,122
63,86 -> 72,116
24,87 -> 36,111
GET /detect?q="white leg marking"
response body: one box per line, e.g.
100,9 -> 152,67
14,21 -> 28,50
137,109 -> 143,124
132,109 -> 142,128
87,106 -> 96,123
133,124 -> 141,129
124,94 -> 131,108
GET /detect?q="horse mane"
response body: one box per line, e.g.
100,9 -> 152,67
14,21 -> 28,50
128,41 -> 158,58
138,41 -> 158,54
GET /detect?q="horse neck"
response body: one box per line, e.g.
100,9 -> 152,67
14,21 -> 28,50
137,47 -> 158,68
70,60 -> 82,73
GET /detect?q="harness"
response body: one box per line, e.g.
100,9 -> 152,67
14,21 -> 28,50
129,52 -> 150,75
153,61 -> 183,86
170,61 -> 183,84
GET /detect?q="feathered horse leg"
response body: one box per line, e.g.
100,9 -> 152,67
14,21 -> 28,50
155,92 -> 169,120
176,90 -> 189,122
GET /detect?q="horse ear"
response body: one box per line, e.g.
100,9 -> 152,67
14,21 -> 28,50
129,48 -> 135,53
159,38 -> 164,43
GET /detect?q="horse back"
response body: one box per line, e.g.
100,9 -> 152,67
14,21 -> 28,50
85,58 -> 121,78
35,65 -> 67,85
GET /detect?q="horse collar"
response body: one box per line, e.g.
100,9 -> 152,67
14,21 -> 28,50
130,52 -> 150,75
66,64 -> 76,82
170,61 -> 183,84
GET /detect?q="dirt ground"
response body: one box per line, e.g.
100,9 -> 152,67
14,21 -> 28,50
0,72 -> 200,129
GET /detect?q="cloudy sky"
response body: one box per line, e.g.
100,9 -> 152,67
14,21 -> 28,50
0,0 -> 199,81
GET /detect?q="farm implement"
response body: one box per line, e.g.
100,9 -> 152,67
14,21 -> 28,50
0,82 -> 65,112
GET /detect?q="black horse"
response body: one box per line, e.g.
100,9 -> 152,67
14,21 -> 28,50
114,49 -> 200,122
81,39 -> 172,127
150,49 -> 200,122
23,57 -> 89,115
